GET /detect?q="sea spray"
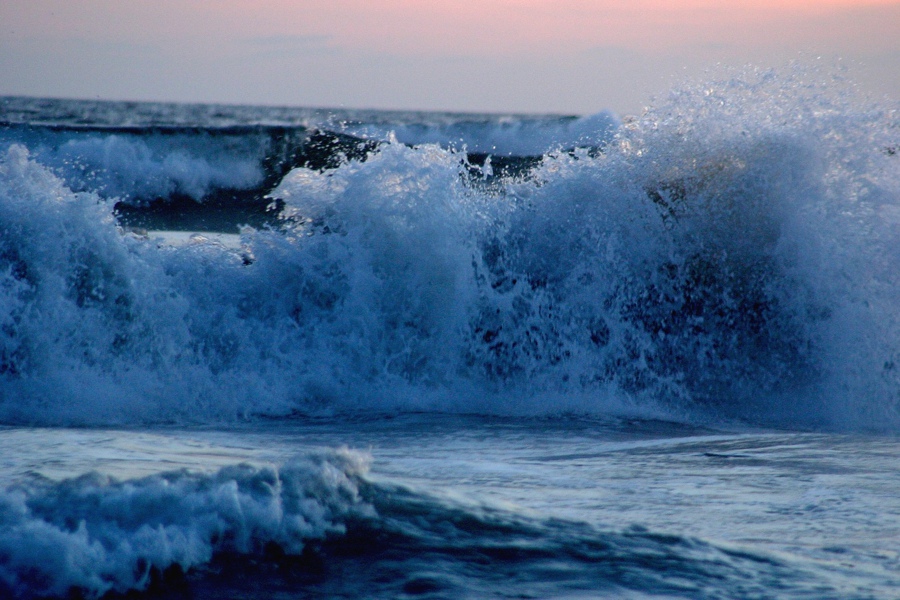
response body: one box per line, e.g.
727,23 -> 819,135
0,69 -> 897,428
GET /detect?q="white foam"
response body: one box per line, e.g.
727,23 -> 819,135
142,230 -> 244,249
0,129 -> 265,201
0,450 -> 371,598
0,68 -> 897,430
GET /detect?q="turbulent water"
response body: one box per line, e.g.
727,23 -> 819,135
0,67 -> 899,598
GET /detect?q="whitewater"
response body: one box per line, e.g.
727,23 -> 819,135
0,67 -> 898,598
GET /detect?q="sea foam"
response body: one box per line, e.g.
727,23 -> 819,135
0,69 -> 897,429
0,450 -> 370,598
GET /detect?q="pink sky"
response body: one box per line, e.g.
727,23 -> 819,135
2,0 -> 899,114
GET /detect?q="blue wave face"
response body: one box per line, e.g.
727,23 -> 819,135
0,445 -> 822,600
0,70 -> 898,430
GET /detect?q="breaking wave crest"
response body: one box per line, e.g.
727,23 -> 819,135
0,450 -> 369,598
0,448 -> 823,600
0,69 -> 898,429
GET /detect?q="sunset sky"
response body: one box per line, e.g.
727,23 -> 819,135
2,0 -> 899,115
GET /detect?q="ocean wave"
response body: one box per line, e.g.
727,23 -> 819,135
0,108 -> 606,213
0,448 -> 822,600
0,450 -> 370,598
0,70 -> 897,429
340,110 -> 620,155
0,124 -> 268,203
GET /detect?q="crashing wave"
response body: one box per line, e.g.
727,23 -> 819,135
0,70 -> 897,429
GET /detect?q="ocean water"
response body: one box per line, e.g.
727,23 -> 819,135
0,67 -> 899,598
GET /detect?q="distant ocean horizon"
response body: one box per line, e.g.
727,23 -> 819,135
1,67 -> 899,598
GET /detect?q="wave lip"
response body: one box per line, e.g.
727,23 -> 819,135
0,450 -> 371,599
